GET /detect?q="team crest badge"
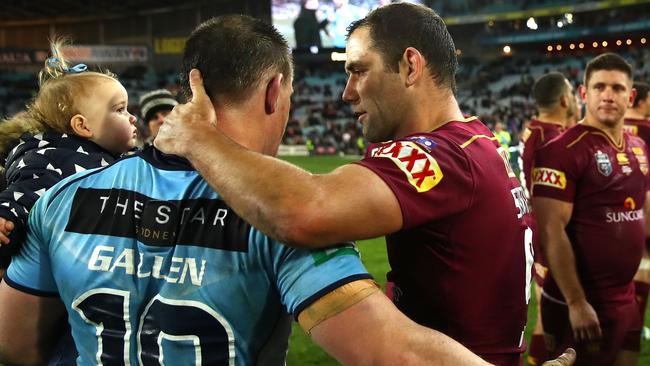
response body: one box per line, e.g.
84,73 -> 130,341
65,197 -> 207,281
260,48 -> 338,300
595,150 -> 612,177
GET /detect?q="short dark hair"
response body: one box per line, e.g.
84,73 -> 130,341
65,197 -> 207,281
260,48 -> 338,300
584,53 -> 633,86
347,3 -> 458,92
181,15 -> 293,105
533,72 -> 568,110
633,82 -> 649,107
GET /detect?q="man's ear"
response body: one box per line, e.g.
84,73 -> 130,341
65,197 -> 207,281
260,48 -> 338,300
69,114 -> 93,138
400,47 -> 424,87
629,88 -> 638,108
578,84 -> 587,101
265,74 -> 284,115
559,94 -> 569,108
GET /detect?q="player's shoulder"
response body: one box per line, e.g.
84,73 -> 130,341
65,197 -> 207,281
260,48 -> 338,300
429,116 -> 494,150
625,117 -> 650,126
541,124 -> 591,151
41,154 -> 140,207
626,131 -> 648,149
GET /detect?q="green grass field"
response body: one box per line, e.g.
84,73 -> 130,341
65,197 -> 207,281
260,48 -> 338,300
282,155 -> 650,366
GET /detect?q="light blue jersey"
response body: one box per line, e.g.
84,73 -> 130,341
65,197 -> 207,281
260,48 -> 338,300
6,147 -> 371,366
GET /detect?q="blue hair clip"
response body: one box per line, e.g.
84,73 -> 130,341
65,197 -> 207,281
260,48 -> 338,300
46,56 -> 87,74
47,57 -> 61,68
66,63 -> 88,73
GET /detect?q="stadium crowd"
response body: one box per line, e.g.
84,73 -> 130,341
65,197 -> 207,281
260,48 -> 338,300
2,47 -> 648,160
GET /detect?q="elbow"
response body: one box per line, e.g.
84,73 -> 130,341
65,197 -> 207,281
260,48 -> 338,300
272,210 -> 329,249
269,201 -> 333,249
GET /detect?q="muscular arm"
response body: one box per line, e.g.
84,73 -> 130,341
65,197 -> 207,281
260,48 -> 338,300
0,281 -> 66,365
533,196 -> 601,341
156,70 -> 402,248
310,291 -> 491,365
191,133 -> 400,247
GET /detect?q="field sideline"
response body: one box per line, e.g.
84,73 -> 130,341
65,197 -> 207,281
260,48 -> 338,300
283,155 -> 650,366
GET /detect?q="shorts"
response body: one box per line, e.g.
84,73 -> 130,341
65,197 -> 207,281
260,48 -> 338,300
541,295 -> 640,366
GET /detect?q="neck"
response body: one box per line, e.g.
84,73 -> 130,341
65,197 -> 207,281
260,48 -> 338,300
582,113 -> 624,145
216,104 -> 266,154
400,91 -> 464,137
624,108 -> 646,120
537,110 -> 568,127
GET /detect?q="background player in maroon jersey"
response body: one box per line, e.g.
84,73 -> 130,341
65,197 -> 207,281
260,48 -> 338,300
624,82 -> 650,140
522,71 -> 577,365
533,53 -> 649,366
623,81 -> 650,352
155,3 -> 536,365
522,72 -> 577,194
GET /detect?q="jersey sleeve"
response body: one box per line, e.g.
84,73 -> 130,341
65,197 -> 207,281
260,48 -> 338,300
4,194 -> 58,296
521,127 -> 540,193
355,138 -> 473,229
255,228 -> 372,318
531,140 -> 579,202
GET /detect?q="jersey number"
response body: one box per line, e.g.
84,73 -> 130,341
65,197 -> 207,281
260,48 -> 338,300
72,288 -> 235,365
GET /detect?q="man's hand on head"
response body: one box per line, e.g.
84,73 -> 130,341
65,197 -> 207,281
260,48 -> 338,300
154,69 -> 218,157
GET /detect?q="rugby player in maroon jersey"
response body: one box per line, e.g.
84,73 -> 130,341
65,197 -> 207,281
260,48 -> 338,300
623,81 -> 650,351
521,72 -> 577,365
533,53 -> 650,366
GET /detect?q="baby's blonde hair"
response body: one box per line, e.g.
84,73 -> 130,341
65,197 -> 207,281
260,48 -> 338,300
0,37 -> 117,156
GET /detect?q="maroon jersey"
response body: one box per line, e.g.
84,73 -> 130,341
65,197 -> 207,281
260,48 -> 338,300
624,117 -> 650,146
357,117 -> 534,358
532,124 -> 649,305
521,119 -> 566,193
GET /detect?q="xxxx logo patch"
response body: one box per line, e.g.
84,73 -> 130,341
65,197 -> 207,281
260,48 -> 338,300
372,140 -> 443,192
532,167 -> 567,189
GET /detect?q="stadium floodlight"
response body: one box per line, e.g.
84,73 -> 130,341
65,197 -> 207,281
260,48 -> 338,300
503,45 -> 512,54
526,17 -> 538,30
564,13 -> 574,24
330,52 -> 347,62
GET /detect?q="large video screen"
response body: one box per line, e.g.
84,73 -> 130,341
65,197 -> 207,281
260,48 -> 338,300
272,0 -> 425,50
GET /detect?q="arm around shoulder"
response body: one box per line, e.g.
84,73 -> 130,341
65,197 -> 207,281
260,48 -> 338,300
271,163 -> 403,247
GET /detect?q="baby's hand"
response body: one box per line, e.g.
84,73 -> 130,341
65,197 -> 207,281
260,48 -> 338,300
0,217 -> 14,245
